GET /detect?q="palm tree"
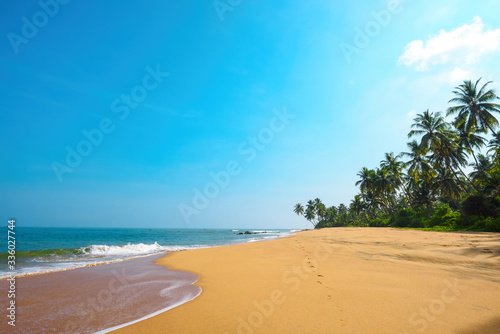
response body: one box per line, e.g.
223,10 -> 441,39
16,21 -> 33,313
408,110 -> 456,159
409,110 -> 467,192
326,206 -> 338,222
304,207 -> 317,227
380,152 -> 412,201
447,78 -> 500,141
408,178 -> 435,212
350,195 -> 365,222
429,138 -> 471,194
293,203 -> 304,216
316,203 -> 327,221
401,140 -> 435,183
432,166 -> 463,203
456,129 -> 486,166
469,154 -> 493,188
356,167 -> 375,194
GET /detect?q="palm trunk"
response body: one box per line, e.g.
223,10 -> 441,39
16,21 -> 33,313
467,141 -> 480,167
438,148 -> 470,195
399,180 -> 414,204
486,121 -> 500,143
456,164 -> 480,193
449,163 -> 470,195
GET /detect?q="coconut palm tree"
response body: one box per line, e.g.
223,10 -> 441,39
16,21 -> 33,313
401,140 -> 435,183
409,110 -> 467,192
293,203 -> 304,216
304,207 -> 317,227
447,79 -> 500,141
428,138 -> 471,194
456,129 -> 486,166
432,166 -> 463,201
380,152 -> 412,201
350,195 -> 365,218
469,154 -> 493,188
316,203 -> 327,221
408,110 -> 456,159
356,167 -> 375,194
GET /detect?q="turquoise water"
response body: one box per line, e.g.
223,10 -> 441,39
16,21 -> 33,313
0,227 -> 296,278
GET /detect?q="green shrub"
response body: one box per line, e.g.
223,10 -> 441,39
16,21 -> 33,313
427,203 -> 461,229
368,218 -> 390,227
462,194 -> 500,218
464,215 -> 485,230
485,217 -> 500,232
392,208 -> 424,228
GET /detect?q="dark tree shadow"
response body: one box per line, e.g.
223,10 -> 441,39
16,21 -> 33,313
455,316 -> 500,334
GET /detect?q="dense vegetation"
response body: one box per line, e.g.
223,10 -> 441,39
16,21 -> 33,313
294,79 -> 500,232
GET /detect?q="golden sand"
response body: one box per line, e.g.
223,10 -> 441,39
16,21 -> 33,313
112,228 -> 500,334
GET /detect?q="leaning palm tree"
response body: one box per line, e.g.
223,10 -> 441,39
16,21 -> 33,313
304,207 -> 317,227
380,152 -> 412,201
429,138 -> 471,194
401,140 -> 435,183
316,203 -> 327,221
447,78 -> 500,141
408,110 -> 456,160
432,166 -> 463,203
356,167 -> 375,194
350,195 -> 365,220
293,203 -> 304,216
409,110 -> 466,193
456,128 -> 486,166
469,154 -> 493,188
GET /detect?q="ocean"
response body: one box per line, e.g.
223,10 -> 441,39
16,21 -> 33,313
0,227 -> 297,279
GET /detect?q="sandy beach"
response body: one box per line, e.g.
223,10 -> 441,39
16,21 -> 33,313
111,228 -> 500,334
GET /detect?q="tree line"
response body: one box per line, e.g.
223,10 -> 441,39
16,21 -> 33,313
294,79 -> 500,232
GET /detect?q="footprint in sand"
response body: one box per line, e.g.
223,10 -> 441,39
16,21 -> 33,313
317,281 -> 322,284
317,274 -> 323,277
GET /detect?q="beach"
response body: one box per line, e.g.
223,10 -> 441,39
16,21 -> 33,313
111,228 -> 500,334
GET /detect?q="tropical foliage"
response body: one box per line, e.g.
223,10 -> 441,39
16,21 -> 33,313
294,79 -> 500,232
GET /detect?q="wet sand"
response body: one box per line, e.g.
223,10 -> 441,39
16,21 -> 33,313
0,254 -> 200,334
112,228 -> 500,334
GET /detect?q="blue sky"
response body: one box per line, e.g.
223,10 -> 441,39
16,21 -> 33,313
1,0 -> 500,228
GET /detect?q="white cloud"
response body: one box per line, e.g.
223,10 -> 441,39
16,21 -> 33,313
407,110 -> 416,118
399,17 -> 500,71
447,67 -> 472,84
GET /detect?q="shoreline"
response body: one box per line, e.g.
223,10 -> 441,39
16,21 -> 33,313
0,230 -> 298,333
0,228 -> 297,280
0,254 -> 201,334
112,227 -> 500,334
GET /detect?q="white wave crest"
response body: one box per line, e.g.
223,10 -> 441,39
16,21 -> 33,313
80,242 -> 169,256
